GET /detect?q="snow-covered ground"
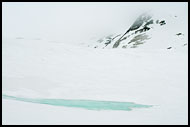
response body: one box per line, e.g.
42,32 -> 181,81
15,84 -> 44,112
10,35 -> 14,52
2,36 -> 188,125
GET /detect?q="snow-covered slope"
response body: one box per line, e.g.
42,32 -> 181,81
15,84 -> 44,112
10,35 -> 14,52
2,9 -> 188,125
2,36 -> 188,125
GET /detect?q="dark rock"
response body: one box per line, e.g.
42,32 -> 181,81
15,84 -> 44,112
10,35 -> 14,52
122,45 -> 127,48
128,34 -> 150,45
156,20 -> 159,24
159,20 -> 166,26
105,39 -> 111,45
135,26 -> 150,34
113,39 -> 122,48
176,33 -> 182,36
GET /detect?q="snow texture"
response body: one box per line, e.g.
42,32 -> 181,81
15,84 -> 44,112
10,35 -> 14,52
2,2 -> 188,125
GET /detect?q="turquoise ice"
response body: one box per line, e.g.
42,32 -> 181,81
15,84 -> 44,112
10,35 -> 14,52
2,94 -> 152,111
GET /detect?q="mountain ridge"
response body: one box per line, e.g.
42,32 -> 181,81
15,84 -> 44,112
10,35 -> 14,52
87,12 -> 187,50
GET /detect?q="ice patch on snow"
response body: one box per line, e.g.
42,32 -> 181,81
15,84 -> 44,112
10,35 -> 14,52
2,94 -> 152,111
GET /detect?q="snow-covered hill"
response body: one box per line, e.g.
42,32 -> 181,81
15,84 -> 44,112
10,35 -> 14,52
87,11 -> 188,51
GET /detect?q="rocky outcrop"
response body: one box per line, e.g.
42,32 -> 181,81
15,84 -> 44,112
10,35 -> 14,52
87,12 -> 187,50
113,13 -> 153,48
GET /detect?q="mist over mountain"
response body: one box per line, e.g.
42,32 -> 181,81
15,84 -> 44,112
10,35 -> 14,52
2,2 -> 188,44
86,11 -> 187,51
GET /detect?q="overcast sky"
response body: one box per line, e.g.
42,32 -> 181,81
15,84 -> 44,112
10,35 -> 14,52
2,2 -> 188,43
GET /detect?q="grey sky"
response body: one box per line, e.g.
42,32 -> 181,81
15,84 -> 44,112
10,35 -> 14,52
2,2 -> 188,43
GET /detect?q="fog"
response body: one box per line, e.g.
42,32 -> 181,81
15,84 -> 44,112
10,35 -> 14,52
2,2 -> 187,43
